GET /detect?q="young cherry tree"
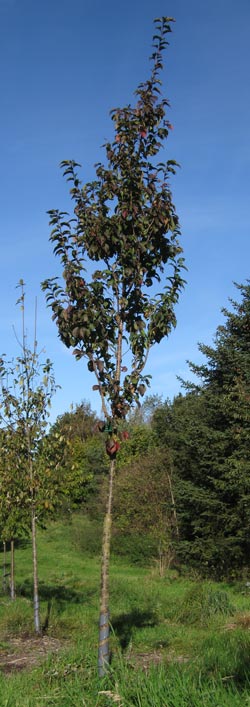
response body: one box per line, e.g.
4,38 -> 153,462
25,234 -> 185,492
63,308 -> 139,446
0,281 -> 57,633
42,16 -> 185,675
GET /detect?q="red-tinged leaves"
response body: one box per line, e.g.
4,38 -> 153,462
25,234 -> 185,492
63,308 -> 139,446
42,16 -> 185,423
73,349 -> 84,360
96,360 -> 104,372
121,430 -> 129,440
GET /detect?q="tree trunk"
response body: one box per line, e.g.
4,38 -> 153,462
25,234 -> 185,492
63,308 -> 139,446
167,463 -> 179,539
2,541 -> 7,593
98,458 -> 115,677
31,507 -> 40,633
10,539 -> 15,600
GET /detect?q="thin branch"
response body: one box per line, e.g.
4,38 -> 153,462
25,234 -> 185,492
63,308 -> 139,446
33,297 -> 38,357
11,325 -> 23,350
89,353 -> 109,419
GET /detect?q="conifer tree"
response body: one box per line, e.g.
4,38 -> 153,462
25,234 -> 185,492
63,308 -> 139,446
155,284 -> 250,576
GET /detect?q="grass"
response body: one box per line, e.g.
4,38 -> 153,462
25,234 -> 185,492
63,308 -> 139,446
0,513 -> 250,706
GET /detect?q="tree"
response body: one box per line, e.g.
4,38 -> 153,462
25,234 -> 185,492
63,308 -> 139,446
0,427 -> 31,599
42,17 -> 184,674
154,283 -> 250,577
113,447 -> 178,573
0,282 -> 58,631
187,283 -> 250,575
52,400 -> 98,443
48,402 -> 108,512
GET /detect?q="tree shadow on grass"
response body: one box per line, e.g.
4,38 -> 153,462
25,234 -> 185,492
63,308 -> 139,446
0,538 -> 30,552
16,579 -> 96,612
22,579 -> 84,600
16,578 -> 97,630
17,578 -> 97,604
111,608 -> 158,651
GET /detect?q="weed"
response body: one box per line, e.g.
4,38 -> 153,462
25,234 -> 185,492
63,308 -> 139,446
177,583 -> 234,626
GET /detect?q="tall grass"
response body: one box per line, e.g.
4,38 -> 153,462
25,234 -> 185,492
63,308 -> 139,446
1,650 -> 250,707
177,582 -> 234,626
0,514 -> 250,707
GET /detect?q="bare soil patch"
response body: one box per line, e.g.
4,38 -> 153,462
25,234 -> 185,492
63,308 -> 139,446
127,649 -> 189,671
0,636 -> 63,674
224,612 -> 250,631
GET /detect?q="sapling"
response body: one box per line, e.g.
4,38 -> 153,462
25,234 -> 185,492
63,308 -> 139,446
0,281 -> 57,632
42,16 -> 185,674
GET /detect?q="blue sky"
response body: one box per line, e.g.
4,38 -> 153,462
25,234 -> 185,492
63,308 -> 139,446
0,0 -> 249,423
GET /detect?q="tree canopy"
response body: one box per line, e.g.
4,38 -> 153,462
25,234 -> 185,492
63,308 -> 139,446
153,283 -> 250,576
42,16 -> 185,423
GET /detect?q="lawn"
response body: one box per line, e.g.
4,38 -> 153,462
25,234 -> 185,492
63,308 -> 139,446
0,514 -> 250,706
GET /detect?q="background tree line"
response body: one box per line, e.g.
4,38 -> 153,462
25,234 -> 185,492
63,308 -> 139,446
64,280 -> 249,581
2,281 -> 249,592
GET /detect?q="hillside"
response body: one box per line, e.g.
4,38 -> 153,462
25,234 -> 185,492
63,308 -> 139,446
0,515 -> 250,706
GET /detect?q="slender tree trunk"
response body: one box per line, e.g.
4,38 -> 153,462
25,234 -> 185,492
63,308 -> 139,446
2,541 -> 7,593
10,539 -> 15,600
98,458 -> 115,677
167,461 -> 179,539
31,507 -> 40,633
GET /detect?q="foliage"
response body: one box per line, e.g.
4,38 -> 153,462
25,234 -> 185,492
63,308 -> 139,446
51,402 -> 109,508
42,16 -> 185,422
0,428 -> 30,542
113,448 -> 177,565
153,283 -> 250,577
115,420 -> 156,469
52,400 -> 98,442
6,279 -> 245,583
0,281 -> 59,630
0,282 -> 59,533
42,16 -> 184,674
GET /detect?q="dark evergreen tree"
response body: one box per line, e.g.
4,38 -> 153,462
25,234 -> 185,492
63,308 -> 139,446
153,284 -> 250,577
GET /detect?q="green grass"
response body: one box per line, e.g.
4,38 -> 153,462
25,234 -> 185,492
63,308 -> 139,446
0,514 -> 250,706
